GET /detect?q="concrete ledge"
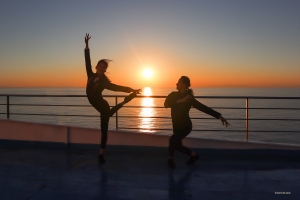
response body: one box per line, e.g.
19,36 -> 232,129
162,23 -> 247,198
1,119 -> 300,151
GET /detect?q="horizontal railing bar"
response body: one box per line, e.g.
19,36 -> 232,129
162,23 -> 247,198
7,113 -> 300,121
9,113 -> 171,119
9,113 -> 101,117
246,119 -> 300,121
119,106 -> 300,110
112,116 -> 300,121
3,103 -> 300,111
117,127 -> 300,133
2,102 -> 300,111
8,104 -> 91,107
1,94 -> 300,99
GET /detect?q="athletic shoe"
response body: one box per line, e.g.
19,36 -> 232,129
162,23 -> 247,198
168,158 -> 176,169
98,154 -> 105,164
186,154 -> 199,165
123,92 -> 137,103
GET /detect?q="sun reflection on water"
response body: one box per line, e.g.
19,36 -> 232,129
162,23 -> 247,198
139,87 -> 156,132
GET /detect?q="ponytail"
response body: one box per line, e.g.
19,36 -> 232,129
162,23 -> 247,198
187,88 -> 194,95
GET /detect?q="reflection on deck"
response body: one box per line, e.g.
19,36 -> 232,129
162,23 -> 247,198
139,87 -> 156,132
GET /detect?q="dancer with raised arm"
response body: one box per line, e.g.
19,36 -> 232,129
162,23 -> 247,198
164,76 -> 230,169
84,33 -> 141,163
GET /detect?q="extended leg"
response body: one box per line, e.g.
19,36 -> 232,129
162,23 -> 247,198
109,103 -> 123,117
109,92 -> 137,117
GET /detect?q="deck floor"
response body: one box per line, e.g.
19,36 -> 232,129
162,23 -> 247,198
0,145 -> 299,200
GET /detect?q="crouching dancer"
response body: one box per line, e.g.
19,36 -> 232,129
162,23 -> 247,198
164,76 -> 230,169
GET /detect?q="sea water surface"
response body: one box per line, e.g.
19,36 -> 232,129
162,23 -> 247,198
0,87 -> 300,145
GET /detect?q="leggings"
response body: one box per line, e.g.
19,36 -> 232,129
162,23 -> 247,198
169,124 -> 193,157
91,98 -> 123,149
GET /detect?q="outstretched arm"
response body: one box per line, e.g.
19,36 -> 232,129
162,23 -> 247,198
84,33 -> 93,79
191,98 -> 230,127
105,78 -> 141,94
191,98 -> 221,119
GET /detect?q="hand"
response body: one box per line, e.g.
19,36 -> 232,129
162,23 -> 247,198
85,33 -> 91,48
184,95 -> 193,101
220,115 -> 230,127
132,88 -> 141,94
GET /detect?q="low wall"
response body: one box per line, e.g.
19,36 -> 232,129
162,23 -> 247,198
1,119 -> 300,150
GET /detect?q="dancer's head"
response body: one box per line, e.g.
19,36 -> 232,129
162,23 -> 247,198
96,59 -> 112,76
176,76 -> 193,95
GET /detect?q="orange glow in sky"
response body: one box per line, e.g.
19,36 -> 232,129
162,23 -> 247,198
1,1 -> 300,88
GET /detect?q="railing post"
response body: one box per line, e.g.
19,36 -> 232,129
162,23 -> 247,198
7,96 -> 10,119
246,98 -> 248,141
115,97 -> 118,130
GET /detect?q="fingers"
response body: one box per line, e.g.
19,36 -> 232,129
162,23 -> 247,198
85,33 -> 91,40
221,118 -> 230,127
225,121 -> 230,127
133,89 -> 141,94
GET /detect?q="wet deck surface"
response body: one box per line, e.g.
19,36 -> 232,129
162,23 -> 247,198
0,145 -> 299,200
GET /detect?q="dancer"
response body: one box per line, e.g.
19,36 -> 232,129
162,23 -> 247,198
84,33 -> 141,163
164,76 -> 230,169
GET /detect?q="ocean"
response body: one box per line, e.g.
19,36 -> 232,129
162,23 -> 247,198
0,87 -> 300,145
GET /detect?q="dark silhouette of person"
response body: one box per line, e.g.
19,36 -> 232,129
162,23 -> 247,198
84,33 -> 141,163
164,76 -> 230,169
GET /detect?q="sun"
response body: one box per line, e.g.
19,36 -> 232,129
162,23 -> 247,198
143,68 -> 153,78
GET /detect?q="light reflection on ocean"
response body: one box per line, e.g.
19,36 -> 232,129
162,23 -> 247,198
139,87 -> 156,132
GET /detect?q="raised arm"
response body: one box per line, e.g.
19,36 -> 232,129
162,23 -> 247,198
84,33 -> 93,79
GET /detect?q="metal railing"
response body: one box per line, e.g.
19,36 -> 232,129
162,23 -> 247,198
0,94 -> 300,142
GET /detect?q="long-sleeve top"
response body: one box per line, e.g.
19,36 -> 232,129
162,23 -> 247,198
85,49 -> 132,103
164,91 -> 221,130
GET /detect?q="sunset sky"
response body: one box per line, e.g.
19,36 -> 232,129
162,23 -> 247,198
0,0 -> 299,88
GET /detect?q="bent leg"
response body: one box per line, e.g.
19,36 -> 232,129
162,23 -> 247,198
169,136 -> 192,157
175,141 -> 192,156
169,126 -> 192,157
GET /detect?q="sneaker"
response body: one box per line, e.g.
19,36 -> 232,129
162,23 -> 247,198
123,92 -> 137,104
98,154 -> 105,164
168,158 -> 176,169
186,154 -> 199,165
